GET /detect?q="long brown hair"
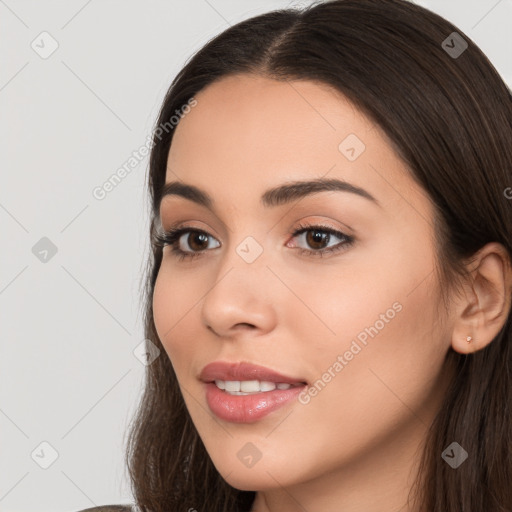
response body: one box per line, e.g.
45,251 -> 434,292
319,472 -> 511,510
124,1 -> 512,510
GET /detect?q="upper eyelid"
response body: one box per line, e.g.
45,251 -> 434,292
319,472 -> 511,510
157,204 -> 356,236
159,211 -> 350,231
170,223 -> 349,244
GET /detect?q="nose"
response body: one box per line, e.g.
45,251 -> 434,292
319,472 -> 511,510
201,253 -> 279,340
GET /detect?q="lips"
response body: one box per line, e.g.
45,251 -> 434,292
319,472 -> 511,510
199,361 -> 308,423
199,361 -> 307,385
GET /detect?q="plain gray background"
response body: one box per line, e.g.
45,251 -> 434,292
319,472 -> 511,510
1,1 -> 511,511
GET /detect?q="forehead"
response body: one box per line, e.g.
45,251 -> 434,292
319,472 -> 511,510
168,74 -> 374,167
164,74 -> 426,217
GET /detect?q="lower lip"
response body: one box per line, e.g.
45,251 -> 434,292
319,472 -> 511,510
204,382 -> 306,423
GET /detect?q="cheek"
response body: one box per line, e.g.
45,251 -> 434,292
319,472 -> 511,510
152,265 -> 202,363
270,283 -> 445,478
315,274 -> 441,402
290,238 -> 444,412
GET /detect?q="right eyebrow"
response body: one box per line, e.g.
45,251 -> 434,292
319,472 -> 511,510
158,177 -> 381,212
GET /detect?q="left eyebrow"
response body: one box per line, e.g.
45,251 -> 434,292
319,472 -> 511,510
158,177 -> 381,211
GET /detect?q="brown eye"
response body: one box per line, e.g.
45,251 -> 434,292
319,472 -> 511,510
289,223 -> 355,258
186,232 -> 210,251
155,227 -> 220,261
305,229 -> 331,250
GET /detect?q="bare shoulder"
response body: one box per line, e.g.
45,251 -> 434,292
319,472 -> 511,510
75,506 -> 134,512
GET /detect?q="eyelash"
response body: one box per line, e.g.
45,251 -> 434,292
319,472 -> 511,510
154,222 -> 355,261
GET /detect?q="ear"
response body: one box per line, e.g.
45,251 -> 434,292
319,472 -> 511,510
451,242 -> 512,354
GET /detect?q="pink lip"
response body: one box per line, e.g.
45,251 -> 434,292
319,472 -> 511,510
200,361 -> 307,424
199,361 -> 307,385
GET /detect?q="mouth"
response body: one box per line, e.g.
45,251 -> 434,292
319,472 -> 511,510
212,379 -> 305,395
203,381 -> 307,423
199,361 -> 308,423
199,360 -> 308,390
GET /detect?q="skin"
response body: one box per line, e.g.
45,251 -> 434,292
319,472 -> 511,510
152,74 -> 512,512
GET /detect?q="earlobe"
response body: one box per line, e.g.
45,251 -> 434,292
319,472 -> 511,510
450,242 -> 512,355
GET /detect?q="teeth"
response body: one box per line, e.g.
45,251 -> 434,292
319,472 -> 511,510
224,380 -> 241,392
241,380 -> 260,392
260,381 -> 277,392
214,380 -> 299,394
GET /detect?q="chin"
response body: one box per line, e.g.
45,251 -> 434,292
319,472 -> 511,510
207,451 -> 303,491
221,470 -> 288,492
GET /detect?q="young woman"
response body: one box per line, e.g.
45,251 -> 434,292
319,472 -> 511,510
80,0 -> 512,510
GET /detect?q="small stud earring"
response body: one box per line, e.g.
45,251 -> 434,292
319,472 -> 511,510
466,336 -> 472,343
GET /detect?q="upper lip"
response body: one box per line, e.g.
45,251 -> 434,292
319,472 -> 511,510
199,361 -> 307,385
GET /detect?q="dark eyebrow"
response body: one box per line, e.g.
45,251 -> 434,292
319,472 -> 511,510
158,177 -> 380,211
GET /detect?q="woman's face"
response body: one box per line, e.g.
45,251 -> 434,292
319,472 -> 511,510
153,74 -> 454,493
